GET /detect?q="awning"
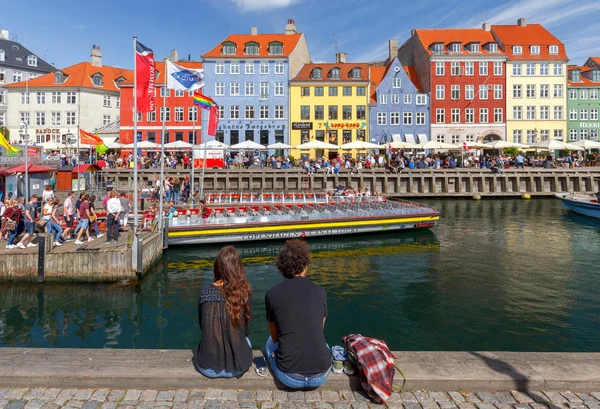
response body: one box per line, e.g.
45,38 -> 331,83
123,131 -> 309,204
404,134 -> 416,144
391,134 -> 402,142
417,134 -> 429,144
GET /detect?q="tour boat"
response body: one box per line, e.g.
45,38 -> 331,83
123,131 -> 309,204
161,193 -> 440,246
556,193 -> 600,219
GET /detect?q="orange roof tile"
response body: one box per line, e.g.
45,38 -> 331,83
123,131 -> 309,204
568,65 -> 600,87
369,65 -> 387,104
119,61 -> 203,86
404,66 -> 423,93
587,57 -> 600,67
291,63 -> 371,82
5,62 -> 133,92
414,28 -> 504,56
491,24 -> 567,60
202,34 -> 303,58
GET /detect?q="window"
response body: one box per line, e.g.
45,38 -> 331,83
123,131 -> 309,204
403,94 -> 412,104
436,62 -> 445,76
480,62 -> 488,76
554,64 -> 563,76
314,105 -> 324,120
451,43 -> 461,53
416,112 -> 425,125
26,55 -> 37,67
592,129 -> 599,141
554,130 -> 563,140
554,84 -> 563,98
229,62 -> 240,75
13,71 -> 22,82
92,74 -> 102,86
526,130 -> 536,144
513,84 -> 522,98
245,43 -> 259,55
147,111 -> 156,122
356,106 -> 366,120
450,108 -> 460,123
0,69 -> 4,84
35,112 -> 46,126
222,42 -> 236,55
260,105 -> 269,119
20,92 -> 30,104
329,68 -> 341,79
102,115 -> 111,126
260,62 -> 269,75
215,62 -> 225,74
451,62 -> 461,76
512,63 -> 522,76
480,108 -> 488,123
451,134 -> 460,144
526,63 -> 535,76
513,106 -> 522,120
493,62 -> 502,76
300,105 -> 310,120
36,92 -> 45,104
230,105 -> 239,119
218,106 -> 225,119
465,108 -> 474,123
570,129 -> 578,141
465,62 -> 474,76
479,84 -> 488,100
581,109 -> 588,120
436,109 -> 445,123
51,112 -> 61,126
260,82 -> 269,99
569,109 -> 578,121
580,129 -> 589,140
66,112 -> 76,125
591,108 -> 598,121
540,129 -> 549,141
274,82 -> 284,96
377,112 -> 387,125
315,87 -> 324,96
230,82 -> 240,96
328,105 -> 338,120
53,72 -> 63,84
175,89 -> 185,97
269,42 -> 283,55
593,71 -> 600,82
340,105 -> 351,120
215,82 -> 225,96
300,87 -> 310,97
488,43 -> 498,53
245,105 -> 255,119
160,107 -> 171,122
569,89 -> 578,99
357,86 -> 366,96
103,94 -> 111,107
245,82 -> 254,96
526,85 -> 536,98
0,50 -> 4,62
540,84 -> 549,98
343,86 -> 352,96
379,93 -> 387,104
554,106 -> 563,120
470,43 -> 480,53
591,89 -> 599,99
540,106 -> 549,120
451,85 -> 460,100
20,112 -> 30,125
350,68 -> 362,78
436,134 -> 445,143
390,112 -> 400,125
230,130 -> 239,145
0,89 -> 4,105
549,45 -> 558,55
172,106 -> 183,122
274,62 -> 284,75
391,94 -> 400,104
392,77 -> 402,88
433,43 -> 443,54
116,97 -> 120,108
540,63 -> 549,76
436,85 -> 445,100
416,94 -> 427,105
526,106 -> 536,120
494,84 -> 502,99
403,112 -> 413,125
581,89 -> 588,99
530,45 -> 540,55
465,85 -> 474,100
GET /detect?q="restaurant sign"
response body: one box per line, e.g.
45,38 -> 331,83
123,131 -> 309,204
292,122 -> 313,130
580,122 -> 600,128
35,128 -> 62,135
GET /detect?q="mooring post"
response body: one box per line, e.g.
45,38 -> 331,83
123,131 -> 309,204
162,219 -> 169,249
36,235 -> 48,284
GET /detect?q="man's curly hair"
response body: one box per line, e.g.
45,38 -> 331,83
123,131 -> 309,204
276,239 -> 311,278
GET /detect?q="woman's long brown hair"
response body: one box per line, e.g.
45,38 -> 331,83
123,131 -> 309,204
214,246 -> 252,328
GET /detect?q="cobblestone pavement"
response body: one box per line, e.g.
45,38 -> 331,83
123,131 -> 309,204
1,389 -> 600,409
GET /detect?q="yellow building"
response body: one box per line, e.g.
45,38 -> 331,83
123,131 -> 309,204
289,60 -> 371,159
492,20 -> 568,143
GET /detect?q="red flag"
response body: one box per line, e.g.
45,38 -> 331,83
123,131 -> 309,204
462,141 -> 472,151
135,40 -> 155,113
208,105 -> 219,136
80,129 -> 104,146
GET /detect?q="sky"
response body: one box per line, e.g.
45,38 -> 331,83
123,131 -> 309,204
3,0 -> 600,70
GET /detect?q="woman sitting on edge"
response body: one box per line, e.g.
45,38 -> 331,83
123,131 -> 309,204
265,239 -> 331,389
193,246 -> 253,378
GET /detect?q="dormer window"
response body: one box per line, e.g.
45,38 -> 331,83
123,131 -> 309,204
350,67 -> 361,79
311,68 -> 322,79
469,43 -> 480,53
269,41 -> 283,55
222,41 -> 237,56
432,43 -> 443,54
549,45 -> 558,55
54,72 -> 64,84
92,73 -> 103,86
0,49 -> 4,62
27,55 -> 37,67
155,70 -> 160,80
12,45 -> 19,50
572,70 -> 581,82
115,76 -> 126,84
450,43 -> 461,53
245,42 -> 259,55
593,70 -> 600,82
488,43 -> 498,53
329,67 -> 341,79
530,45 -> 540,55
513,45 -> 522,55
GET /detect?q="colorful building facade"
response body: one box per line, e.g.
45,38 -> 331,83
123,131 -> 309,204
201,20 -> 310,148
289,59 -> 370,159
567,58 -> 600,142
491,19 -> 568,144
399,26 -> 507,144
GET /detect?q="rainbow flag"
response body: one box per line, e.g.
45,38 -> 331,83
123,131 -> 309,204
193,91 -> 217,110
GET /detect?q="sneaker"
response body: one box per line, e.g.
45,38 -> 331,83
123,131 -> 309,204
75,240 -> 84,245
332,359 -> 344,374
54,241 -> 62,247
5,244 -> 15,249
97,234 -> 104,238
113,240 -> 118,243
16,242 -> 26,249
343,360 -> 355,376
27,243 -> 38,248
88,237 -> 94,242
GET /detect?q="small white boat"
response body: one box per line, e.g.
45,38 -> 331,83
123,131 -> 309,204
556,193 -> 600,219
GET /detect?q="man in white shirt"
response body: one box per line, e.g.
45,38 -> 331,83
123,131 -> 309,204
105,191 -> 122,244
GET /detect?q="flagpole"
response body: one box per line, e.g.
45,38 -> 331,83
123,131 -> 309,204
158,57 -> 168,232
25,77 -> 29,199
133,36 -> 139,234
190,116 -> 196,209
200,107 -> 208,200
77,89 -> 81,188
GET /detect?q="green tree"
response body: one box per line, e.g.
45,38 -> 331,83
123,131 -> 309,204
0,126 -> 9,139
503,147 -> 518,157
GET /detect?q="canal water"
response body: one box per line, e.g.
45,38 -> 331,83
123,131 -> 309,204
1,198 -> 599,351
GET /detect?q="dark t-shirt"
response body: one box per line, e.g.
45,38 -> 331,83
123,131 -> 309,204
265,276 -> 331,376
79,202 -> 90,220
24,202 -> 36,221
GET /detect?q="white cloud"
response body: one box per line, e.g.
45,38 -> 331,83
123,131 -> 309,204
230,0 -> 300,12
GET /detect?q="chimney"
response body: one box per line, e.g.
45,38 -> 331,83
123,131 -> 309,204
90,45 -> 102,67
170,49 -> 179,62
388,39 -> 398,61
411,29 -> 417,37
517,18 -> 527,27
482,22 -> 491,31
251,26 -> 258,35
285,19 -> 297,35
336,52 -> 347,64
0,30 -> 9,40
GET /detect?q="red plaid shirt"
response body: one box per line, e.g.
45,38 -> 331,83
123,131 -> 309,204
342,334 -> 396,404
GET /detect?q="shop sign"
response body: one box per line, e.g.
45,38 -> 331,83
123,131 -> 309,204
580,122 -> 600,128
217,121 -> 285,131
35,128 -> 61,135
292,122 -> 313,130
317,122 -> 367,130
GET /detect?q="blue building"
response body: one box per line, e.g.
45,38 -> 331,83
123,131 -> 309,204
201,20 -> 311,147
369,55 -> 430,145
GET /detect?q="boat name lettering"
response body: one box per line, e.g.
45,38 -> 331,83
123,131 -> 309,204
241,228 -> 359,240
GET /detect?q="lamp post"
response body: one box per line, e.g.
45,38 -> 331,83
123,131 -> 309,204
66,129 -> 73,157
19,121 -> 29,199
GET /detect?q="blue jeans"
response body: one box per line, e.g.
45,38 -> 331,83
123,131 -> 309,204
49,220 -> 63,242
173,191 -> 180,203
265,336 -> 331,389
194,338 -> 251,379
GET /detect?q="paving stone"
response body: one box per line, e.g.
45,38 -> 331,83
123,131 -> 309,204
386,394 -> 402,403
493,393 -> 516,404
157,406 -> 175,409
530,404 -> 549,409
137,403 -> 157,409
514,404 -> 531,409
422,402 -> 438,409
101,402 -> 117,409
259,403 -> 277,409
321,392 -> 341,402
0,391 -> 9,400
87,391 -> 108,403
81,401 -> 101,409
542,393 -> 566,403
340,392 -> 356,402
157,392 -> 175,402
25,391 -> 46,401
355,392 -> 371,403
222,391 -> 237,402
107,391 -> 125,403
121,391 -> 141,402
591,394 -> 600,402
279,403 -> 297,409
188,391 -> 205,401
7,391 -> 30,401
527,393 -> 550,404
39,391 -> 59,403
304,392 -> 320,403
494,404 -> 513,409
7,402 -> 27,409
0,400 -> 9,409
456,403 -> 477,409
205,400 -> 223,409
475,404 -> 496,409
415,392 -> 434,403
40,404 -> 59,409
255,391 -> 272,402
312,403 -> 332,409
576,395 -> 599,405
565,404 -> 585,409
120,406 -> 137,409
174,390 -> 189,403
351,404 -> 369,409
403,403 -> 422,409
187,401 -> 205,409
140,391 -> 159,402
476,394 -> 498,404
386,404 -> 403,409
288,392 -> 306,402
236,391 -> 255,402
24,400 -> 44,409
448,393 -> 466,403
439,403 -> 458,409
273,391 -> 288,402
463,395 -> 481,404
296,405 -> 313,409
222,403 -> 240,409
67,400 -> 86,408
239,403 -> 257,409
54,390 -> 77,406
560,394 -> 581,404
333,404 -> 352,409
429,393 -> 449,402
511,393 -> 534,404
173,403 -> 188,409
205,391 -> 223,401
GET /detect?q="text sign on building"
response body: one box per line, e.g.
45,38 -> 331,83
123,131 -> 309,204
580,122 -> 600,128
292,122 -> 313,130
35,128 -> 61,135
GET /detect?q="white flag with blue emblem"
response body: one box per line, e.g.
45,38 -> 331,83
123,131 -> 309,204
166,60 -> 204,91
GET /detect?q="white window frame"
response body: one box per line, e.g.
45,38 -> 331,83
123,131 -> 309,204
494,84 -> 502,100
274,62 -> 284,75
390,112 -> 400,125
451,108 -> 460,124
403,112 -> 413,125
465,108 -> 474,123
479,85 -> 488,100
377,112 -> 387,125
215,62 -> 225,74
245,63 -> 254,75
513,106 -> 522,120
530,45 -> 540,55
465,62 -> 474,76
260,62 -> 269,75
416,112 -> 426,125
493,61 -> 502,76
230,82 -> 240,96
512,63 -> 522,76
436,85 -> 445,100
435,62 -> 444,76
230,62 -> 240,75
436,108 -> 445,124
513,85 -> 522,98
416,94 -> 427,105
215,82 -> 225,96
465,85 -> 474,100
480,108 -> 488,123
549,45 -> 559,55
540,106 -> 549,120
393,78 -> 401,88
245,82 -> 254,96
274,82 -> 284,96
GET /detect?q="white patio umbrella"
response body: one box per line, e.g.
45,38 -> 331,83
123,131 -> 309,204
389,141 -> 420,149
230,140 -> 267,150
164,140 -> 194,149
106,142 -> 123,149
571,139 -> 600,150
296,140 -> 339,150
195,140 -> 230,150
484,140 -> 530,149
340,140 -> 383,150
463,141 -> 491,149
267,142 -> 294,149
123,141 -> 159,149
418,141 -> 459,150
43,142 -> 66,150
530,140 -> 584,151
